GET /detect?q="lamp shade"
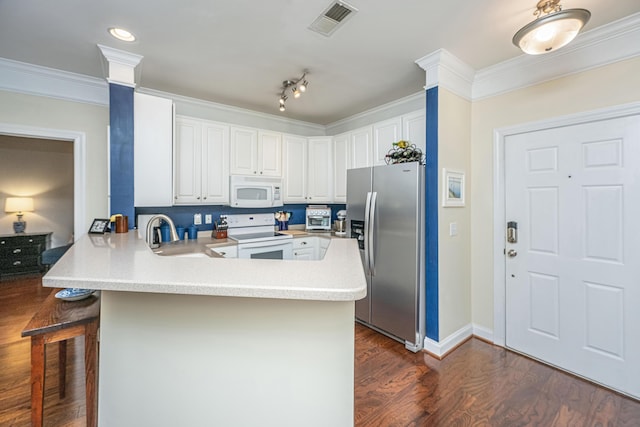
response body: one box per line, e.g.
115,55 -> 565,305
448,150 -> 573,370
513,8 -> 590,55
4,197 -> 34,213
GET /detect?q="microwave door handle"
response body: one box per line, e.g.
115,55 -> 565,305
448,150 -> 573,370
368,191 -> 377,275
364,191 -> 372,275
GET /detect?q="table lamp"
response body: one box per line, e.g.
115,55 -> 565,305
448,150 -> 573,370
5,197 -> 34,233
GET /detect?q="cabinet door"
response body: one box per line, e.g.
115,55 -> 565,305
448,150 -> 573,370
283,135 -> 308,203
307,137 -> 333,203
293,247 -> 315,260
333,133 -> 349,203
230,126 -> 258,175
372,117 -> 401,166
201,122 -> 230,204
174,117 -> 202,205
402,110 -> 425,155
258,131 -> 282,176
134,92 -> 174,207
350,126 -> 372,169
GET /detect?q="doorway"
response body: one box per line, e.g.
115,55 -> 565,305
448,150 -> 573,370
493,102 -> 640,399
0,123 -> 86,242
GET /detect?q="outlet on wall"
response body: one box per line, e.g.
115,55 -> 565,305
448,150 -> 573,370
194,213 -> 202,225
205,214 -> 212,224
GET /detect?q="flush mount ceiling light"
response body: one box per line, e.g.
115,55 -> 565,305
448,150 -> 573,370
108,27 -> 136,42
277,71 -> 309,112
513,0 -> 590,55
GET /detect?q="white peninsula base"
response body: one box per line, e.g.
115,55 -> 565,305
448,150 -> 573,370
98,291 -> 355,427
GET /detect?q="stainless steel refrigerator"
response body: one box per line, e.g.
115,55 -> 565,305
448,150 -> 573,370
347,162 -> 425,352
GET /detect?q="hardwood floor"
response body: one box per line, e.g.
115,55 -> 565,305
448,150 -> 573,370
354,324 -> 640,426
1,276 -> 639,426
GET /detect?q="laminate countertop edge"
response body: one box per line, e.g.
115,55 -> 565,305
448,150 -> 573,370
42,231 -> 367,302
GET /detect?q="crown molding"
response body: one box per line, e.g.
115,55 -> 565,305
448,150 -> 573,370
325,91 -> 425,132
473,12 -> 640,100
97,44 -> 143,87
415,49 -> 475,101
138,87 -> 326,135
0,57 -> 108,105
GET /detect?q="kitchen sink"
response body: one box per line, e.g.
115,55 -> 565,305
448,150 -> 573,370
151,241 -> 222,258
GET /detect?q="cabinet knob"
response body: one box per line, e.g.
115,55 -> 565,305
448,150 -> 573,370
203,197 -> 207,200
13,260 -> 21,266
0,240 -> 5,245
301,242 -> 307,245
197,196 -> 201,200
260,171 -> 263,175
13,248 -> 21,254
253,171 -> 257,174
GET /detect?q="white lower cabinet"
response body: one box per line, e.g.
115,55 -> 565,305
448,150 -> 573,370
210,245 -> 237,258
174,116 -> 229,205
293,237 -> 318,260
319,238 -> 330,259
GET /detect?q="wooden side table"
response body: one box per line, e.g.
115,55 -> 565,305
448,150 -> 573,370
21,289 -> 100,427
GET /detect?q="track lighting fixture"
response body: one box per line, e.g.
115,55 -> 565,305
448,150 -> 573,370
277,71 -> 309,112
513,0 -> 590,55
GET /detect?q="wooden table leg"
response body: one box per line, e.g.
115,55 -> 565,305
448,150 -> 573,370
84,321 -> 99,427
31,335 -> 46,427
58,340 -> 67,399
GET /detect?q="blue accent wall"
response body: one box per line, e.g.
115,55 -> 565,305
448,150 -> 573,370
425,87 -> 439,341
135,204 -> 346,231
109,83 -> 135,227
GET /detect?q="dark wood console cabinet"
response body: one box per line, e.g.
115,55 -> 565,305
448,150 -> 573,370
0,232 -> 51,280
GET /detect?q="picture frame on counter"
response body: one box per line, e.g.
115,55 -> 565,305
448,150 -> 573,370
442,169 -> 465,207
88,218 -> 111,234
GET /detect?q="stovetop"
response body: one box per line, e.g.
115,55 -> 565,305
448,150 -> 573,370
228,232 -> 293,244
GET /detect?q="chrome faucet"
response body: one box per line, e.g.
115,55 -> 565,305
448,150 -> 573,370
145,214 -> 180,249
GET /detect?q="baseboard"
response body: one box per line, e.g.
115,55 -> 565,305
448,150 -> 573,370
472,324 -> 494,344
423,323 -> 498,359
423,324 -> 473,359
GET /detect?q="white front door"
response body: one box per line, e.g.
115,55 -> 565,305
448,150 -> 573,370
505,115 -> 640,399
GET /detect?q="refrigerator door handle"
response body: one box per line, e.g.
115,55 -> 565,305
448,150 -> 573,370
368,191 -> 377,275
364,191 -> 372,274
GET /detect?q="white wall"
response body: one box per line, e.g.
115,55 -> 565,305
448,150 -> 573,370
438,88 -> 472,340
470,56 -> 640,332
0,90 -> 109,232
0,136 -> 74,247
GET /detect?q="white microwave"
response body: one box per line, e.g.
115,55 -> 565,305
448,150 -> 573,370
229,175 -> 283,208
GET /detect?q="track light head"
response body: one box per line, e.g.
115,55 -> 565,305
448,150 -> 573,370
276,71 -> 310,110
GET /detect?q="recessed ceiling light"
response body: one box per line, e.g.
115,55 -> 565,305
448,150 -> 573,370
108,27 -> 136,42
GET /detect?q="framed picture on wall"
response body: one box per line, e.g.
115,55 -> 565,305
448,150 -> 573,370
442,169 -> 465,207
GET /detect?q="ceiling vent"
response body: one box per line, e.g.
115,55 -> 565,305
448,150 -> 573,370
309,1 -> 358,37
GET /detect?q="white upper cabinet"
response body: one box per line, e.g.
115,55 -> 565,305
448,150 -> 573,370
174,116 -> 229,205
230,127 -> 282,176
134,92 -> 174,207
349,126 -> 373,169
230,126 -> 258,175
333,133 -> 349,203
402,110 -> 426,155
201,122 -> 230,204
282,134 -> 308,203
283,136 -> 332,203
307,137 -> 333,203
258,131 -> 282,177
372,117 -> 402,166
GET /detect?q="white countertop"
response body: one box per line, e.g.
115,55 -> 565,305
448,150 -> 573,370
43,231 -> 366,302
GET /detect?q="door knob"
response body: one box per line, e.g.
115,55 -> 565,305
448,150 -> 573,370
507,249 -> 518,258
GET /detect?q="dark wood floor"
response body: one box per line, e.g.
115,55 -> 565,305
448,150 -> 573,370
1,276 -> 639,426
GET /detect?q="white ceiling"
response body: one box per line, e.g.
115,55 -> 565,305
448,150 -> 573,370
1,0 -> 638,124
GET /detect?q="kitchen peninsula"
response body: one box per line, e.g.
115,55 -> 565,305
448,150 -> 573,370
43,231 -> 366,427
